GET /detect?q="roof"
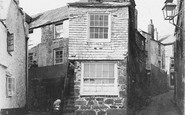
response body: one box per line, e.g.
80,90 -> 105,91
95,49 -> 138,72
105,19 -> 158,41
30,1 -> 131,29
68,2 -> 130,7
30,6 -> 69,29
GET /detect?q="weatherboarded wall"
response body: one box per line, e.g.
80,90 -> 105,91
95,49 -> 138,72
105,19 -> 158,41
68,6 -> 129,60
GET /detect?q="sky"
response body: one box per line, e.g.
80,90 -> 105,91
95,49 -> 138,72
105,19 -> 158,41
19,0 -> 175,37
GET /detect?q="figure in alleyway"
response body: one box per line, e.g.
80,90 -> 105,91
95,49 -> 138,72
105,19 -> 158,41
30,60 -> 38,68
53,99 -> 61,115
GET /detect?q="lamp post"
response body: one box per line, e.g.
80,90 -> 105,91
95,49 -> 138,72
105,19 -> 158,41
162,3 -> 177,20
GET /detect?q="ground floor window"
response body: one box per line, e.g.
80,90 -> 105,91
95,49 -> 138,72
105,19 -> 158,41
81,62 -> 118,96
6,75 -> 15,97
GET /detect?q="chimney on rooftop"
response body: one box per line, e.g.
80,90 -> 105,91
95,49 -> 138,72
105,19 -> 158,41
148,19 -> 154,40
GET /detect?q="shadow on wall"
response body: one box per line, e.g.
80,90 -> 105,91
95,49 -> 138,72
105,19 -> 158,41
149,64 -> 169,96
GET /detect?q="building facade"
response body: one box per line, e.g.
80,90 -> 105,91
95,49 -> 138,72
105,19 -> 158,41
28,0 -> 148,114
172,0 -> 185,113
0,0 -> 30,115
140,20 -> 169,96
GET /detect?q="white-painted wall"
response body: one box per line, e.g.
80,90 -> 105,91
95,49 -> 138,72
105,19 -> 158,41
0,0 -> 27,110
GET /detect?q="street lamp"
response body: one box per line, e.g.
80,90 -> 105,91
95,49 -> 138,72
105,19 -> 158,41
162,1 -> 185,29
162,3 -> 177,20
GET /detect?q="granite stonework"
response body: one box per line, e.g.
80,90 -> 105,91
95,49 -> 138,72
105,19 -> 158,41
72,60 -> 127,115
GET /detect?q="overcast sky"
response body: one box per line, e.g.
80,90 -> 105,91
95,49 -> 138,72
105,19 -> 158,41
19,0 -> 175,37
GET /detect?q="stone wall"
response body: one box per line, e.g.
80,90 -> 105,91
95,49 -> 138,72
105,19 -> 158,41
149,64 -> 169,96
63,60 -> 127,115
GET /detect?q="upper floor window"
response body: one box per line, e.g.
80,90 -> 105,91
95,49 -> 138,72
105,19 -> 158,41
89,13 -> 110,42
7,32 -> 14,52
6,74 -> 15,97
81,62 -> 118,96
55,23 -> 63,39
54,48 -> 63,64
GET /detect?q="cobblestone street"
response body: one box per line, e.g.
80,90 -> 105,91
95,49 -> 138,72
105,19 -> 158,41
136,90 -> 181,115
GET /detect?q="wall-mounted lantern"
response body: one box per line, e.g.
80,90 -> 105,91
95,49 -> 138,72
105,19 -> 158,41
162,3 -> 177,20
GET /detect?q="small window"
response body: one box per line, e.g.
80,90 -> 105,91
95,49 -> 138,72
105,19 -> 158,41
55,24 -> 63,39
28,53 -> 33,64
7,32 -> 14,52
54,48 -> 63,64
89,13 -> 110,41
6,75 -> 15,97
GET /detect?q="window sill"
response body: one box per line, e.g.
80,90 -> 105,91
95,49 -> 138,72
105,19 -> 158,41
80,92 -> 119,96
54,62 -> 64,65
87,39 -> 111,43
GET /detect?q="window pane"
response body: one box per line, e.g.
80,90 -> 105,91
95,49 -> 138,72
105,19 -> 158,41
84,64 -> 89,77
104,33 -> 108,39
104,15 -> 108,21
55,24 -> 63,39
90,33 -> 94,38
90,28 -> 95,32
55,49 -> 63,64
95,15 -> 99,20
90,64 -> 95,78
84,79 -> 90,84
96,79 -> 101,84
95,33 -> 98,38
90,79 -> 95,84
109,79 -> 114,84
99,15 -> 103,21
96,64 -> 102,78
104,21 -> 108,27
90,15 -> 94,20
90,20 -> 94,26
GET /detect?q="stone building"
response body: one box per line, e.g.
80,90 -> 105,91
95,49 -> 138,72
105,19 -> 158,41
140,20 -> 169,96
171,0 -> 185,113
0,0 -> 31,115
159,35 -> 175,88
28,0 -> 147,114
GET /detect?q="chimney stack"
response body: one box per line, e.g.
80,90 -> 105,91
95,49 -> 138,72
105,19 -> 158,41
148,19 -> 154,39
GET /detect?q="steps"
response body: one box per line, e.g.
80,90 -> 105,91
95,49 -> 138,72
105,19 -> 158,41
62,69 -> 76,114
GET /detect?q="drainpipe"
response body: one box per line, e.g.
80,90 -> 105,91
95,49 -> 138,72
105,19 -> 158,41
25,36 -> 29,112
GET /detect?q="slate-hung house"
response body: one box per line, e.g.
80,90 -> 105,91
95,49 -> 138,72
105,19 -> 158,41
0,0 -> 31,115
29,0 -> 146,114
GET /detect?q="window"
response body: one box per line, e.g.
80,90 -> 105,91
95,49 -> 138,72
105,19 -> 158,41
89,13 -> 110,41
55,23 -> 64,39
81,62 -> 118,96
28,53 -> 33,64
158,61 -> 161,68
6,75 -> 15,97
54,48 -> 63,64
7,32 -> 14,52
158,43 -> 161,56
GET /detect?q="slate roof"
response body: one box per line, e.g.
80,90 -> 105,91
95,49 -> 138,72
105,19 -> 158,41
68,2 -> 130,7
30,1 -> 131,29
30,6 -> 69,29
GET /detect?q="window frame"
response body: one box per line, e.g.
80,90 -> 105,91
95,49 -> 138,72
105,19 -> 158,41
6,74 -> 15,97
54,23 -> 64,39
53,48 -> 64,65
7,32 -> 14,52
28,53 -> 33,64
80,62 -> 118,96
87,13 -> 111,42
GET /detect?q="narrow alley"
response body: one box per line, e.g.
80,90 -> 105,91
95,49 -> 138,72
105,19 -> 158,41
136,90 -> 181,115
